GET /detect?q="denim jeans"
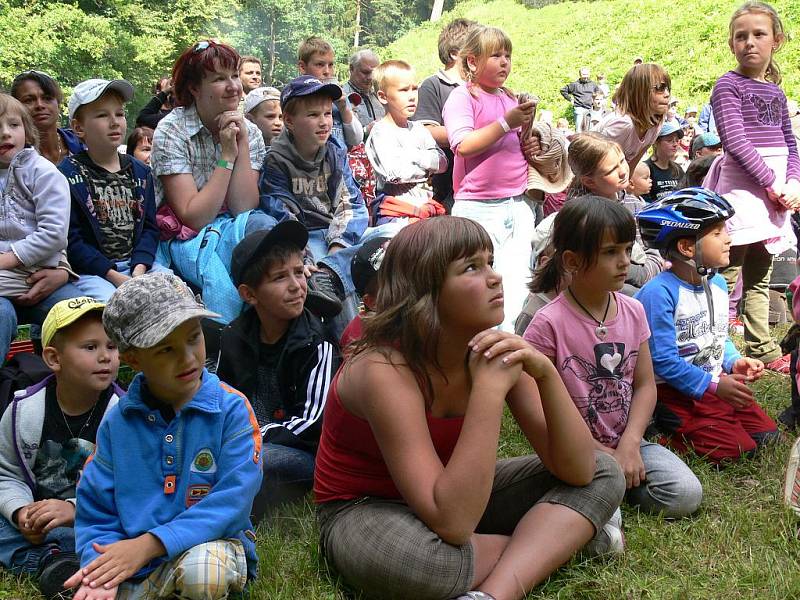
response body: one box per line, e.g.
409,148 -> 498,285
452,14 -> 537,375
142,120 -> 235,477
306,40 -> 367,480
574,106 -> 590,133
625,441 -> 703,517
252,443 -> 315,522
74,260 -> 173,303
452,197 -> 536,332
722,242 -> 781,362
0,513 -> 74,573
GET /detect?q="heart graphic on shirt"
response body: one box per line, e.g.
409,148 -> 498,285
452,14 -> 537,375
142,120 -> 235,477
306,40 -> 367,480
600,352 -> 622,373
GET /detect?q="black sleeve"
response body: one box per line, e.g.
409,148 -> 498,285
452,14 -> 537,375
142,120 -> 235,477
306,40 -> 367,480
135,93 -> 168,128
411,77 -> 444,125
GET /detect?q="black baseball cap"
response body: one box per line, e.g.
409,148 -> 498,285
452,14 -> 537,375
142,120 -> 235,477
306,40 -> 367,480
231,220 -> 309,287
280,75 -> 342,110
351,236 -> 391,296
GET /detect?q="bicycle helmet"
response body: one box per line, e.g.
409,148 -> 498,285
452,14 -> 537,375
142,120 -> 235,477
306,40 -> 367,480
636,187 -> 734,251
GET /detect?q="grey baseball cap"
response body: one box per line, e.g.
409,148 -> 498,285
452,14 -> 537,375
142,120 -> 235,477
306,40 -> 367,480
68,78 -> 134,120
103,272 -> 220,351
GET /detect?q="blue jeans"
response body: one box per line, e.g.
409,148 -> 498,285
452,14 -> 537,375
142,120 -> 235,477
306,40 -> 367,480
626,441 -> 703,517
252,443 -> 315,522
574,105 -> 590,132
0,280 -> 84,360
74,260 -> 173,302
0,514 -> 74,573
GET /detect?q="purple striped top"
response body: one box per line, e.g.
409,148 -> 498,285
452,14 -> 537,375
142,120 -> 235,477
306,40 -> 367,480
711,70 -> 800,189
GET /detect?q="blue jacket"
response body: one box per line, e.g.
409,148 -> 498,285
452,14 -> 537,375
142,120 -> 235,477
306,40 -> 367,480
59,152 -> 159,277
259,132 -> 367,249
58,128 -> 85,155
75,370 -> 263,579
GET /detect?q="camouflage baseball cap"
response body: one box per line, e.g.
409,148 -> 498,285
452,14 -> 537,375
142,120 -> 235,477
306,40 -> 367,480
102,272 -> 220,352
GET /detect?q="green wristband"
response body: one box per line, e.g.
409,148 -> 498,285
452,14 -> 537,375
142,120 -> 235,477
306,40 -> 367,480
216,159 -> 234,171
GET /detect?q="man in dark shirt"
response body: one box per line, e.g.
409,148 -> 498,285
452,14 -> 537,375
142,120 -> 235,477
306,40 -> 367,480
560,67 -> 600,133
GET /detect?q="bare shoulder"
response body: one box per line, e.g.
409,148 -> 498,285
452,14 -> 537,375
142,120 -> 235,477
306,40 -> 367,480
339,348 -> 422,419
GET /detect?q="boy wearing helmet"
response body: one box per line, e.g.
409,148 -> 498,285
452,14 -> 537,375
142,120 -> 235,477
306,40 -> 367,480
635,188 -> 778,464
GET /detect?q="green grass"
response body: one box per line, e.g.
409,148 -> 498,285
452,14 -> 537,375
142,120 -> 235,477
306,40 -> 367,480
3,333 -> 800,599
384,0 -> 800,123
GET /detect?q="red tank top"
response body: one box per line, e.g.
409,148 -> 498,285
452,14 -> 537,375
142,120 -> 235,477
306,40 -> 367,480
314,367 -> 465,503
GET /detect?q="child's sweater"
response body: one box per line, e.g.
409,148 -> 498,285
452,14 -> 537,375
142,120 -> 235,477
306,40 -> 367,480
0,148 -> 70,268
636,271 -> 740,398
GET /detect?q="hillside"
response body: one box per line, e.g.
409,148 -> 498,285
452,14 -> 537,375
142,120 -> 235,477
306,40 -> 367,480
386,0 -> 800,120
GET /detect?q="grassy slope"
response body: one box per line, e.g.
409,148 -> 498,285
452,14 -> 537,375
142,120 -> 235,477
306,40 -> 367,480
385,0 -> 800,122
3,337 -> 800,598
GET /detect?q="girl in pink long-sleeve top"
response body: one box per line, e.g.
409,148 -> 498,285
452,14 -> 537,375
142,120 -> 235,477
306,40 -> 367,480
704,1 -> 800,374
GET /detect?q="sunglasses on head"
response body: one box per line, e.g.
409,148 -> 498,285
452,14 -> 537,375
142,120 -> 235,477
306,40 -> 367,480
193,41 -> 212,54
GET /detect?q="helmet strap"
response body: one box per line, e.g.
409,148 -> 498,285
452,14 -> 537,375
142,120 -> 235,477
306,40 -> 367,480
666,237 -> 717,331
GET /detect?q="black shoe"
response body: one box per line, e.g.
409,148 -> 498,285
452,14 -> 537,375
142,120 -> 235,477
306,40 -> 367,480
38,551 -> 80,599
306,269 -> 343,319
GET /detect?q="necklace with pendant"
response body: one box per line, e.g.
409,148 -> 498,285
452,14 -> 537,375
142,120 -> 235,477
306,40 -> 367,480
59,400 -> 99,441
568,287 -> 612,340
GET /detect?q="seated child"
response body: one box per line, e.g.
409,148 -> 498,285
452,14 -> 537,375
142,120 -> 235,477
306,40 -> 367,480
217,221 -> 340,520
525,197 -> 702,550
643,121 -> 685,203
514,242 -> 563,336
0,93 -> 76,304
259,75 -> 369,333
59,79 -> 165,302
244,87 -> 283,147
0,297 -> 121,600
366,60 -> 447,224
636,188 -> 778,464
339,235 -> 392,349
66,272 -> 262,600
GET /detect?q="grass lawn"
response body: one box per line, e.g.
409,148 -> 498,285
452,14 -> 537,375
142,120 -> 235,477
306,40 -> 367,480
2,336 -> 800,599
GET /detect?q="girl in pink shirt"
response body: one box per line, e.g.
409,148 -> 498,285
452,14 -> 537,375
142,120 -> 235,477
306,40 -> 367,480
443,25 -> 535,332
594,63 -> 671,174
524,196 -> 702,549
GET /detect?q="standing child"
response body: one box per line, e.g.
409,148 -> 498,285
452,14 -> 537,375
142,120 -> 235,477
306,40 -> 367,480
636,188 -> 778,464
594,63 -> 671,174
643,121 -> 686,202
366,60 -> 448,224
244,87 -> 283,147
442,25 -> 536,331
65,272 -> 262,600
0,298 -> 121,600
525,197 -> 702,549
704,1 -> 799,374
59,79 -> 165,302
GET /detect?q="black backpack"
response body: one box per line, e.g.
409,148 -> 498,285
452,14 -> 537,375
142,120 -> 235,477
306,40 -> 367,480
0,353 -> 51,417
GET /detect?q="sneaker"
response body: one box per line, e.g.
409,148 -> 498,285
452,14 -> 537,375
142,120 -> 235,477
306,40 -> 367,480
765,354 -> 792,376
306,269 -> 343,319
584,507 -> 624,557
453,593 -> 496,600
784,436 -> 800,517
728,317 -> 744,336
38,551 -> 80,600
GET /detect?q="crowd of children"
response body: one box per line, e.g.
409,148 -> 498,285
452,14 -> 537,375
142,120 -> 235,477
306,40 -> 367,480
0,1 -> 799,599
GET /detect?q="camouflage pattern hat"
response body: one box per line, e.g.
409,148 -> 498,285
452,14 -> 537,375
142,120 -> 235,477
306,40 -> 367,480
103,272 -> 219,352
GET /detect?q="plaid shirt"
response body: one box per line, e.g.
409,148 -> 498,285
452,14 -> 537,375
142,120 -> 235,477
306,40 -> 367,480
151,105 -> 266,209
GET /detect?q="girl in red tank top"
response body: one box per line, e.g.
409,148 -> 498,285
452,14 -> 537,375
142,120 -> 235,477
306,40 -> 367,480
314,216 -> 625,600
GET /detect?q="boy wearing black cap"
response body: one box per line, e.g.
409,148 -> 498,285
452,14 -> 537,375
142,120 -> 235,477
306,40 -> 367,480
217,221 -> 340,519
259,75 -> 369,338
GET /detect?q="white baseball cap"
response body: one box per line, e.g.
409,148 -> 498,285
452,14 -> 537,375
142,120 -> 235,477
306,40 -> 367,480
68,79 -> 134,121
244,86 -> 281,115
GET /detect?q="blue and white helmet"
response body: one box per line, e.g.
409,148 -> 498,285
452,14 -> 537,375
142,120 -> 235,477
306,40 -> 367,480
636,187 -> 735,251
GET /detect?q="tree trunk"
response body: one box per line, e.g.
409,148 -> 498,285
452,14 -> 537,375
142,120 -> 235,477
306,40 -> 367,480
268,9 -> 276,82
354,0 -> 361,47
430,0 -> 444,21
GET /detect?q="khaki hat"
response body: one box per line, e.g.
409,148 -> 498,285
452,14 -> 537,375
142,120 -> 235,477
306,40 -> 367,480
42,297 -> 106,348
526,122 -> 573,194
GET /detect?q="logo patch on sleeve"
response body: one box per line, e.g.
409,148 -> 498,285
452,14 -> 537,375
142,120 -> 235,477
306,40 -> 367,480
186,484 -> 211,506
190,448 -> 217,473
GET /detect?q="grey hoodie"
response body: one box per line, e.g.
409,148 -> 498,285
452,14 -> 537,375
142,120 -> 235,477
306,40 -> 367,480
0,147 -> 70,268
0,375 -> 121,525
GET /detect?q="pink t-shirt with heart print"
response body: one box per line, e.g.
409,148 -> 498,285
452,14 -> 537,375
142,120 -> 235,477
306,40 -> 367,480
523,292 -> 650,449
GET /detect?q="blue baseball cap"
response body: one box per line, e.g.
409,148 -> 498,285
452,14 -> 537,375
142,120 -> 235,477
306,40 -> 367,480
280,75 -> 342,110
691,132 -> 722,157
658,120 -> 684,139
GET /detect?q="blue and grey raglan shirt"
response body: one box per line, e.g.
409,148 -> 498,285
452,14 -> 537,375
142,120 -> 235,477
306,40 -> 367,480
636,271 -> 740,398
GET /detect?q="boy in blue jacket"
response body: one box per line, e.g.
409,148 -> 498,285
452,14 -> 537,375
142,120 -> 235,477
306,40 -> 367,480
59,79 -> 165,302
636,188 -> 778,464
65,272 -> 262,600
